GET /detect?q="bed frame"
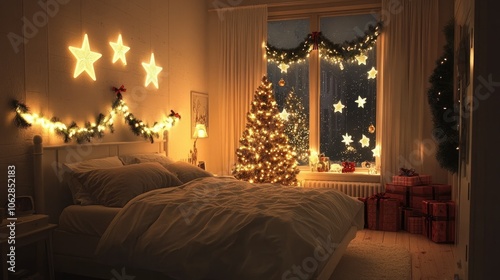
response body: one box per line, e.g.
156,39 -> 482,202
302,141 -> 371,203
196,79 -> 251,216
32,134 -> 358,280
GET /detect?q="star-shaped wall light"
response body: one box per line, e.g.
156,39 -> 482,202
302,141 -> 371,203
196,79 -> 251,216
333,101 -> 345,113
355,96 -> 367,108
355,54 -> 368,65
109,34 -> 130,65
372,145 -> 381,157
359,134 -> 370,147
142,53 -> 163,88
69,34 -> 102,81
341,133 -> 353,145
367,67 -> 378,79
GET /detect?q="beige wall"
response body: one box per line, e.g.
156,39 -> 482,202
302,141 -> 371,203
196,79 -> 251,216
0,0 -> 208,203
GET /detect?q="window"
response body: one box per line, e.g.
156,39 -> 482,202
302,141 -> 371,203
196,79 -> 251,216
267,12 -> 379,168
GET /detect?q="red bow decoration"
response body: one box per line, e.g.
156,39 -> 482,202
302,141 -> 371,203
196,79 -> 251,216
399,167 -> 418,177
112,85 -> 127,99
169,110 -> 181,119
311,32 -> 320,50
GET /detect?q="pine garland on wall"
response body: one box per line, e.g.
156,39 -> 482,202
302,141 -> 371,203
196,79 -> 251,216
427,21 -> 458,173
11,85 -> 181,144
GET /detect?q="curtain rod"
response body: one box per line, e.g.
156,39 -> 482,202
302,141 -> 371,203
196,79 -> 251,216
208,0 -> 380,12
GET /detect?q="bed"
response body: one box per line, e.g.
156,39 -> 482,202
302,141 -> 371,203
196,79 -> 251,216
33,134 -> 364,280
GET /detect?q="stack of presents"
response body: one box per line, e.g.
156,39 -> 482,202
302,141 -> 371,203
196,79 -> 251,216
359,168 -> 455,243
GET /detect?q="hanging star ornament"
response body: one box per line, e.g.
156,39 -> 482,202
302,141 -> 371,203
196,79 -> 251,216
69,34 -> 102,81
372,146 -> 381,157
355,96 -> 367,108
355,53 -> 368,65
333,101 -> 345,113
279,109 -> 290,121
142,53 -> 163,88
341,133 -> 353,145
359,134 -> 370,147
367,67 -> 378,79
109,34 -> 130,65
278,63 -> 290,73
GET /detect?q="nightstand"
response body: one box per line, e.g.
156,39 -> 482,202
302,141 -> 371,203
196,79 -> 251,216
0,215 -> 57,280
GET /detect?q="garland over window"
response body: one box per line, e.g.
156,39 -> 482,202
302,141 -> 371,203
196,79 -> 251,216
266,21 -> 382,69
12,85 -> 181,144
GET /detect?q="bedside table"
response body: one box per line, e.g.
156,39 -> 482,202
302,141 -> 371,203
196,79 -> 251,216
1,215 -> 57,280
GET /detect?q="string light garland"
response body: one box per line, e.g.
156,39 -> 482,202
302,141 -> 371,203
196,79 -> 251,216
266,22 -> 383,70
11,85 -> 180,144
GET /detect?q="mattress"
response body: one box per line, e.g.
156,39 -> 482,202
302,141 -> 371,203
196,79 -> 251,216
58,205 -> 120,236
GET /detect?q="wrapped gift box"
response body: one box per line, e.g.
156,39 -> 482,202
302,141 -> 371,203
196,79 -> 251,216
401,207 -> 424,233
386,184 -> 451,209
366,194 -> 401,232
392,175 -> 432,186
422,200 -> 455,243
358,197 -> 368,228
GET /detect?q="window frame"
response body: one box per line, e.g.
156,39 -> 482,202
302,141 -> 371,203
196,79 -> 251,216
267,4 -> 382,178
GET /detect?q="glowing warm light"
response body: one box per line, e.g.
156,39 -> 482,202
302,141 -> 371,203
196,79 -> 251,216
359,135 -> 370,147
279,109 -> 290,121
333,101 -> 345,113
69,34 -> 102,81
367,67 -> 378,79
355,53 -> 368,65
109,34 -> 130,65
355,96 -> 367,108
372,145 -> 381,157
142,53 -> 163,88
341,133 -> 353,145
278,63 -> 290,73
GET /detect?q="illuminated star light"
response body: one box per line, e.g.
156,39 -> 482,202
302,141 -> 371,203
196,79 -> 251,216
341,133 -> 353,145
142,53 -> 163,88
279,109 -> 290,121
355,53 -> 368,65
333,101 -> 345,113
359,134 -> 370,147
355,96 -> 367,108
278,63 -> 290,73
69,34 -> 102,81
372,146 -> 381,157
367,67 -> 378,79
109,34 -> 130,65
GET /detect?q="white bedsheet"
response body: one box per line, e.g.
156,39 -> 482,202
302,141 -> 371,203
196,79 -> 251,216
96,176 -> 364,280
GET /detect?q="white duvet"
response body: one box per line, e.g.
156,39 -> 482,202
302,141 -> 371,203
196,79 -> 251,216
96,176 -> 364,280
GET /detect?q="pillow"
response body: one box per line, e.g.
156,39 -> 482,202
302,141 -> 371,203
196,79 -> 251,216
163,161 -> 213,184
119,153 -> 175,166
63,156 -> 124,205
70,162 -> 183,207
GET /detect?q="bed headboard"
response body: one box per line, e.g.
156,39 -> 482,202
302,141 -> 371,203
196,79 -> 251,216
33,133 -> 168,223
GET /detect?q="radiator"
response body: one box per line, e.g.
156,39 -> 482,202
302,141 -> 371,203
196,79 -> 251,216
302,180 -> 382,197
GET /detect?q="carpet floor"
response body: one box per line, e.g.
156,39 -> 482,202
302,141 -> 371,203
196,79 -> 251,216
329,240 -> 412,280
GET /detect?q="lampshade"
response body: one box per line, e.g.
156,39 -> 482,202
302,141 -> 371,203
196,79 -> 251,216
193,123 -> 208,138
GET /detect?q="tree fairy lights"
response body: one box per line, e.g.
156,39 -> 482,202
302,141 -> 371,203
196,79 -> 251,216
232,76 -> 299,186
12,85 -> 180,144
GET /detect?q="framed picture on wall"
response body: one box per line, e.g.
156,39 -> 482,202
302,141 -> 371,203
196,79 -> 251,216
191,91 -> 209,138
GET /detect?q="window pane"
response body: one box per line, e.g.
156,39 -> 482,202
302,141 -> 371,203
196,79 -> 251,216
320,14 -> 378,166
267,19 -> 310,165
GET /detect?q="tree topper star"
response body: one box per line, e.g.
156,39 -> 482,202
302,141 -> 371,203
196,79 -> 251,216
342,133 -> 353,145
142,53 -> 163,88
355,96 -> 367,108
333,101 -> 345,113
355,53 -> 368,65
69,34 -> 102,81
279,109 -> 290,121
359,134 -> 370,147
367,67 -> 378,79
109,34 -> 130,65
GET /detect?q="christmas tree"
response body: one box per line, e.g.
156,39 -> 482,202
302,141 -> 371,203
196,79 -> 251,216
427,20 -> 458,173
232,76 -> 299,186
283,88 -> 310,165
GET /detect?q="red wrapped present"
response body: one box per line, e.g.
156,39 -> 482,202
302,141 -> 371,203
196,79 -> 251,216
385,184 -> 434,208
401,207 -> 424,233
407,216 -> 423,234
392,175 -> 432,186
358,197 -> 368,228
430,184 -> 452,201
422,200 -> 455,243
366,194 -> 401,232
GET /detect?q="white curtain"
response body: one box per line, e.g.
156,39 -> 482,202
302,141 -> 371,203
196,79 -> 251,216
379,0 -> 448,184
212,5 -> 267,175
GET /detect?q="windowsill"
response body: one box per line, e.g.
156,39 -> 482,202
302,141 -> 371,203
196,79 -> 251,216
297,169 -> 380,183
